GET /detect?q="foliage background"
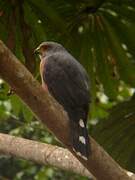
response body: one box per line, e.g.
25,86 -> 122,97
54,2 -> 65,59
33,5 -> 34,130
0,0 -> 135,179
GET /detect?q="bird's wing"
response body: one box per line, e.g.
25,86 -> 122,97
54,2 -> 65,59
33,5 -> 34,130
43,52 -> 90,110
43,52 -> 91,158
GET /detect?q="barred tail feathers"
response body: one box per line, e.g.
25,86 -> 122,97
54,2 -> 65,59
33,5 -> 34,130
70,119 -> 90,160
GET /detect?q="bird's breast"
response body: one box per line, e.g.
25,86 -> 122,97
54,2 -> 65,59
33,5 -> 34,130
40,59 -> 48,91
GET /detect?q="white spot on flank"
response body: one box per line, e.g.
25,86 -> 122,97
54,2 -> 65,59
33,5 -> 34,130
79,119 -> 85,128
79,136 -> 86,144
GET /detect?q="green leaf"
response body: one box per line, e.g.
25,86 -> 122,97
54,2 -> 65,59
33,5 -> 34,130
109,3 -> 135,23
10,95 -> 22,117
92,98 -> 135,171
78,23 -> 97,117
22,104 -> 33,122
100,6 -> 135,58
93,15 -> 118,99
24,1 -> 47,44
101,15 -> 135,86
27,0 -> 67,34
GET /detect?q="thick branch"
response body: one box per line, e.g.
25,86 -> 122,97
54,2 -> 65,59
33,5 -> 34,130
0,40 -> 131,180
0,133 -> 95,179
0,133 -> 134,180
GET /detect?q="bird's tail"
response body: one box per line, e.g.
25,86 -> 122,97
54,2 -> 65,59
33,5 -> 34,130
70,119 -> 90,160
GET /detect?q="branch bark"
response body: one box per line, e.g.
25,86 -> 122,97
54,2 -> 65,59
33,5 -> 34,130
0,133 -> 134,180
0,133 -> 95,179
0,40 -> 132,180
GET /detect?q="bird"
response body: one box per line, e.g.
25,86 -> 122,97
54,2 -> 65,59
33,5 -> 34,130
35,41 -> 91,160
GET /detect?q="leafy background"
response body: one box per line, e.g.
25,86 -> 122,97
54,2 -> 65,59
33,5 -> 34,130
0,0 -> 135,179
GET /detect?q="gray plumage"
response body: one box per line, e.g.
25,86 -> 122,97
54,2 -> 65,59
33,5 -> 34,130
36,41 -> 91,159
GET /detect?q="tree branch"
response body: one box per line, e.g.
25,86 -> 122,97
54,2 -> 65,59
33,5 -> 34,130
0,133 -> 134,180
0,133 -> 95,179
0,40 -> 131,180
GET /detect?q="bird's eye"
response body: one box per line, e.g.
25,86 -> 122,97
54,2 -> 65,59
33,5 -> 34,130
43,45 -> 50,50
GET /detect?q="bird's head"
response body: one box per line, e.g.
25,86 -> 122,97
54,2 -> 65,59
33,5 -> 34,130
34,41 -> 64,59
